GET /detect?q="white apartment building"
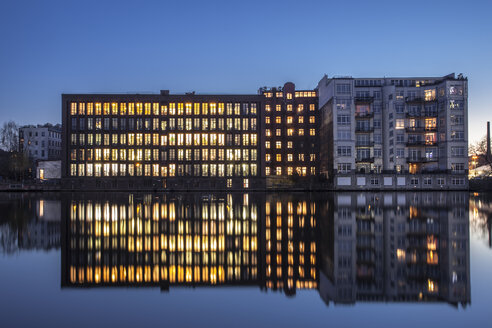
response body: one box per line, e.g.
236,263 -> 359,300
19,124 -> 62,160
318,73 -> 468,189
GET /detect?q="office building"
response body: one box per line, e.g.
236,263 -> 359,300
318,73 -> 468,189
62,93 -> 263,190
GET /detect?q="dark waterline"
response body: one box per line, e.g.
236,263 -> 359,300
1,191 -> 491,327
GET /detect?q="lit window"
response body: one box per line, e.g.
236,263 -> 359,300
276,141 -> 281,149
287,93 -> 292,100
299,129 -> 304,136
265,104 -> 271,112
266,154 -> 271,162
275,117 -> 281,124
265,141 -> 270,149
276,129 -> 281,136
276,105 -> 281,112
266,129 -> 271,137
276,154 -> 282,161
298,116 -> 304,124
265,167 -> 271,176
287,154 -> 293,162
310,129 -> 315,136
276,167 -> 282,175
287,128 -> 294,136
287,141 -> 293,149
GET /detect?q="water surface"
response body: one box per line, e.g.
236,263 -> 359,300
1,192 -> 491,327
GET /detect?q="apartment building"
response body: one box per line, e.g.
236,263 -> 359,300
19,124 -> 62,160
318,73 -> 468,189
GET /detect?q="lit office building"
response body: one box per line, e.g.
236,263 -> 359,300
260,82 -> 319,186
62,93 -> 263,190
318,73 -> 468,189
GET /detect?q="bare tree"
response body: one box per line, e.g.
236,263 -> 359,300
0,121 -> 19,152
469,135 -> 492,173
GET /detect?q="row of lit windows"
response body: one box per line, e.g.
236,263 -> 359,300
70,133 -> 258,147
265,104 -> 316,112
265,154 -> 316,162
69,263 -> 259,284
70,163 -> 258,177
265,167 -> 316,176
71,117 -> 257,132
71,148 -> 258,162
263,91 -> 317,99
70,102 -> 258,116
265,128 -> 316,137
265,116 -> 316,124
265,140 -> 316,149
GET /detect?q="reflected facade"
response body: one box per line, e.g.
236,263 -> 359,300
61,191 -> 470,306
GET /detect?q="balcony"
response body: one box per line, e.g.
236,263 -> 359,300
406,140 -> 437,147
355,157 -> 374,163
406,157 -> 439,163
355,141 -> 374,147
355,111 -> 374,119
405,126 -> 437,133
355,126 -> 374,133
405,97 -> 437,103
406,140 -> 425,147
354,96 -> 374,104
406,112 -> 438,118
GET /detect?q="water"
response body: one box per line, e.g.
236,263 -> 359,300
1,191 -> 491,327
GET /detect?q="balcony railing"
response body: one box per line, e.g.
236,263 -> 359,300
406,140 -> 437,147
405,97 -> 437,103
406,112 -> 438,118
405,126 -> 437,133
406,157 -> 439,163
355,141 -> 374,147
355,157 -> 374,163
355,126 -> 374,133
354,96 -> 374,104
355,111 -> 374,118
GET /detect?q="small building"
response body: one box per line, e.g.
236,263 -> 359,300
36,160 -> 61,180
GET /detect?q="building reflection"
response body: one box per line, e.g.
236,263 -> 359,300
61,192 -> 470,306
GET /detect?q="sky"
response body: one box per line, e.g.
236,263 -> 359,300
0,0 -> 491,143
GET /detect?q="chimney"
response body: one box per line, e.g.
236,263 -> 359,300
487,121 -> 491,161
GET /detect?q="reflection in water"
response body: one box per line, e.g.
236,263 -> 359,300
61,192 -> 470,307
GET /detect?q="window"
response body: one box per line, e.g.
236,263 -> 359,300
337,130 -> 351,140
336,84 -> 351,94
336,100 -> 351,110
337,146 -> 351,157
337,163 -> 351,173
395,119 -> 405,129
337,115 -> 351,125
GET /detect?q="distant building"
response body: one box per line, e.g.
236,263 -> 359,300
19,124 -> 62,160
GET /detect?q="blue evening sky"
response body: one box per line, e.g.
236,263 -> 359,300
0,0 -> 491,142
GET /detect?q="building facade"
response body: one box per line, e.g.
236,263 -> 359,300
260,82 -> 320,188
62,93 -> 263,190
62,73 -> 468,190
318,73 -> 468,189
19,124 -> 62,160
